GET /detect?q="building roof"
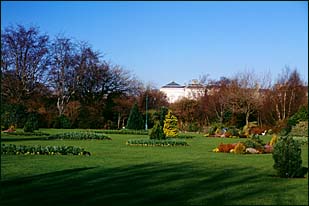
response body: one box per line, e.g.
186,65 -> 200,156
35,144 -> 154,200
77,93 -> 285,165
187,83 -> 205,89
161,81 -> 185,88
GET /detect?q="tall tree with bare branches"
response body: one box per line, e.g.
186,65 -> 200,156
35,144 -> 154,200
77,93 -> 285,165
49,35 -> 77,116
1,25 -> 50,103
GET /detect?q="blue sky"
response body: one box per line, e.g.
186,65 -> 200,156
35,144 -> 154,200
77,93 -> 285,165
1,1 -> 308,87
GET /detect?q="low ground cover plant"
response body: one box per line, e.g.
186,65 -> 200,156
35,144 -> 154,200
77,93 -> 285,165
126,139 -> 188,147
47,132 -> 111,140
1,144 -> 91,155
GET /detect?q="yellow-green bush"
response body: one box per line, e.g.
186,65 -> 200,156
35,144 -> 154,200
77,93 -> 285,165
234,142 -> 246,154
163,111 -> 179,138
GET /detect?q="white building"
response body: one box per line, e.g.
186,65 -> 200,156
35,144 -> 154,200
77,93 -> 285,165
160,81 -> 206,103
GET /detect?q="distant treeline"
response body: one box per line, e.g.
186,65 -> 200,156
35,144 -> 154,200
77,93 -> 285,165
1,24 -> 307,131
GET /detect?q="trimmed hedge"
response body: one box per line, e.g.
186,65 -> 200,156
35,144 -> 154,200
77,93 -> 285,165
126,138 -> 189,147
1,144 -> 91,156
47,132 -> 111,140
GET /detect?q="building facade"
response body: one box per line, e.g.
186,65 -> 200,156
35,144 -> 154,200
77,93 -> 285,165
160,81 -> 206,103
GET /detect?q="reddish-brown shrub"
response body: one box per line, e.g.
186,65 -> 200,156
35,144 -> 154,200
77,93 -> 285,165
218,143 -> 236,153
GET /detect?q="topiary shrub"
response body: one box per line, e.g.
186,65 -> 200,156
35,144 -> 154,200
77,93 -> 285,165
149,121 -> 166,140
272,136 -> 307,178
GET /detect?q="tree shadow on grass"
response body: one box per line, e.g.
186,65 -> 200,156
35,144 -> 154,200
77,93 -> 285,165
1,162 -> 306,206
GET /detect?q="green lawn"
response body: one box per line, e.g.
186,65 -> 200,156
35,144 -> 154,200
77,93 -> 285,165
1,129 -> 308,205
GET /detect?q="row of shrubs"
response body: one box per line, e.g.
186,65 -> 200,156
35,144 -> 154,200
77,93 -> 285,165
1,144 -> 91,156
47,132 -> 112,140
93,129 -> 148,135
126,139 -> 189,147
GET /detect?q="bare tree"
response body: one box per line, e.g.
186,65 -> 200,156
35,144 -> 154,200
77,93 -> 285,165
204,77 -> 231,124
1,25 -> 50,102
271,67 -> 307,122
229,71 -> 261,126
49,35 -> 77,116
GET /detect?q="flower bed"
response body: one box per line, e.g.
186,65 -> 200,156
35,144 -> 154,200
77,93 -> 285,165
126,138 -> 189,147
213,142 -> 273,154
1,144 -> 91,155
47,132 -> 111,140
212,135 -> 277,154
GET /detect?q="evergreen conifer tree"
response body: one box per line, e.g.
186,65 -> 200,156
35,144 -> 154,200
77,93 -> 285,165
163,110 -> 179,137
126,103 -> 144,130
149,121 -> 166,139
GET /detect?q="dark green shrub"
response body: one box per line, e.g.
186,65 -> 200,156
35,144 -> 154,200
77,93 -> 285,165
1,104 -> 28,129
281,106 -> 309,135
272,136 -> 307,178
188,122 -> 199,132
149,121 -> 166,140
77,106 -> 104,129
250,134 -> 264,145
53,115 -> 71,129
208,126 -> 217,135
228,126 -> 239,136
27,113 -> 39,130
126,103 -> 144,130
244,139 -> 264,150
23,120 -> 34,133
159,107 -> 168,126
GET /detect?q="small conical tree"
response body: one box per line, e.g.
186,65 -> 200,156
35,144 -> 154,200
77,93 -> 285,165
163,110 -> 179,138
126,103 -> 144,130
149,121 -> 166,140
